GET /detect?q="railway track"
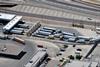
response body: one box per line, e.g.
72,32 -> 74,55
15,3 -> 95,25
73,0 -> 100,10
0,8 -> 99,26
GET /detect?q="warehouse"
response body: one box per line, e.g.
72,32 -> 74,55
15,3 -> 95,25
0,13 -> 15,25
0,13 -> 25,25
0,38 -> 26,59
25,50 -> 48,67
0,13 -> 28,35
3,16 -> 22,33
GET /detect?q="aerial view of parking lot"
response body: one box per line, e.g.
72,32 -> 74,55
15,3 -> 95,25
0,0 -> 100,67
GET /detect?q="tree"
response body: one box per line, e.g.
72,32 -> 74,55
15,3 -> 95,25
76,55 -> 82,60
68,55 -> 74,60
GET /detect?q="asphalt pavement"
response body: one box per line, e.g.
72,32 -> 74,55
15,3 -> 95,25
0,39 -> 38,67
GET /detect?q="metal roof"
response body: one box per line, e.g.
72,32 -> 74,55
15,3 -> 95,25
0,13 -> 15,20
3,16 -> 22,31
25,51 -> 46,67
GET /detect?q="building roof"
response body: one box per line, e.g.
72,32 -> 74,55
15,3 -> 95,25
3,16 -> 22,31
0,13 -> 15,20
25,50 -> 47,67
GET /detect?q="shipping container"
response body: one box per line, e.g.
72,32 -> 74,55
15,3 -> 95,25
17,24 -> 29,29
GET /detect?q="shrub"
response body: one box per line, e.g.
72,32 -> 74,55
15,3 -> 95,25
73,45 -> 76,47
64,45 -> 68,48
68,55 -> 74,60
76,55 -> 82,60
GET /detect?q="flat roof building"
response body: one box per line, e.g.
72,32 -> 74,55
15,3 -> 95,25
25,50 -> 48,67
0,13 -> 15,20
3,16 -> 23,33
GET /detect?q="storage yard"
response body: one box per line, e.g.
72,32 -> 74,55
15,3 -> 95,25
0,12 -> 98,67
0,13 -> 34,35
0,0 -> 100,67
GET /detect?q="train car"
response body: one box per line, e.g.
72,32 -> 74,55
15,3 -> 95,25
77,36 -> 90,41
10,29 -> 24,35
76,39 -> 86,44
39,28 -> 53,33
68,37 -> 77,42
55,29 -> 62,33
54,33 -> 62,38
63,35 -> 73,39
16,24 -> 29,29
62,32 -> 74,36
13,27 -> 24,32
32,33 -> 46,38
38,31 -> 51,36
12,37 -> 25,44
43,27 -> 56,31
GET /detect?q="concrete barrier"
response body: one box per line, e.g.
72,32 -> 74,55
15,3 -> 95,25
26,21 -> 41,36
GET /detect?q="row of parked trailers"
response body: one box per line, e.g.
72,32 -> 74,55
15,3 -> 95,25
32,27 -> 92,44
0,15 -> 29,35
0,13 -> 30,35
